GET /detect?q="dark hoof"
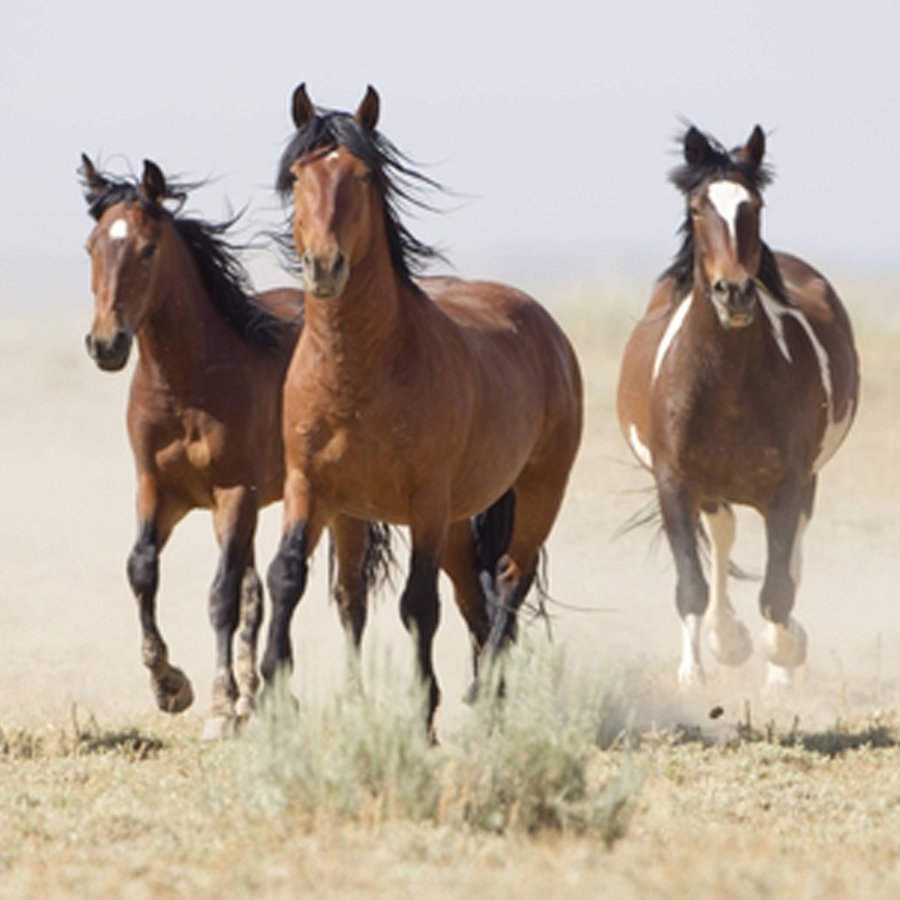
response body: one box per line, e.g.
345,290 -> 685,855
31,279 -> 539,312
151,665 -> 194,714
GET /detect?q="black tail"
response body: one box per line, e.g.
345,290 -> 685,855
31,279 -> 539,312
327,521 -> 397,595
361,522 -> 396,591
471,489 -> 516,592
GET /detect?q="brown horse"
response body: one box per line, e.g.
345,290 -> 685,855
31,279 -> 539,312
617,126 -> 859,692
80,156 -> 388,737
262,84 -> 583,730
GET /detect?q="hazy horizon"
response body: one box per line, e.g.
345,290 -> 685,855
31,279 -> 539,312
3,1 -> 898,314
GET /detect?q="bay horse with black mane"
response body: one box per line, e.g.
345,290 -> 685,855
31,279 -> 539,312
263,84 -> 583,732
617,126 -> 858,691
80,156 -> 388,737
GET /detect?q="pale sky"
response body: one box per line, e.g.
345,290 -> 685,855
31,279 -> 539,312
2,0 -> 898,310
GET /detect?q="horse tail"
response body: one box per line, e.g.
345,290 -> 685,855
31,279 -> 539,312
471,489 -> 516,590
326,521 -> 397,596
362,522 -> 396,591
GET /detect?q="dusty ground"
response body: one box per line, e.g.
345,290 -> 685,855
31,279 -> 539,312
1,275 -> 898,735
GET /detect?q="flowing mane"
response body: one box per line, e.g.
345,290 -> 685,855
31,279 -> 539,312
661,126 -> 789,304
276,107 -> 445,286
80,164 -> 290,349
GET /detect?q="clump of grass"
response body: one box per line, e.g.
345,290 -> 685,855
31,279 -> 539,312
238,637 -> 642,846
0,707 -> 163,760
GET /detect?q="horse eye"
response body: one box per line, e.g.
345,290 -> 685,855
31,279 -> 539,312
140,243 -> 158,262
359,170 -> 374,186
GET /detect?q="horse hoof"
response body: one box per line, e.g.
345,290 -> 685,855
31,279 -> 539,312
234,695 -> 256,720
708,617 -> 753,667
201,715 -> 237,742
765,619 -> 808,669
152,666 -> 194,714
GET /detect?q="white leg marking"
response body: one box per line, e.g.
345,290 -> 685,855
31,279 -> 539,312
702,507 -> 753,667
627,424 -> 653,469
653,293 -> 693,382
678,613 -> 705,688
789,512 -> 809,588
707,180 -> 751,243
108,218 -> 129,240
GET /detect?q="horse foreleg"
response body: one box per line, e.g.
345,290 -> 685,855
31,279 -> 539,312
657,474 -> 709,688
701,503 -> 753,667
127,515 -> 194,714
761,479 -> 815,690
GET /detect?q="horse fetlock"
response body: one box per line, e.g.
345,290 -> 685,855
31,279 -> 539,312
211,668 -> 238,717
764,618 -> 807,668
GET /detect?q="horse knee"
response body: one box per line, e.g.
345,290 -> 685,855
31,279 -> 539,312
267,525 -> 308,609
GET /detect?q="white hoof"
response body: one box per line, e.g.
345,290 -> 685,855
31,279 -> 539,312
708,615 -> 753,667
201,715 -> 237,742
765,619 -> 808,669
764,662 -> 797,701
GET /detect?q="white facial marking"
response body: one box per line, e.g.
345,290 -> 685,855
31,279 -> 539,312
108,218 -> 129,240
652,292 -> 693,382
707,180 -> 751,242
326,150 -> 341,163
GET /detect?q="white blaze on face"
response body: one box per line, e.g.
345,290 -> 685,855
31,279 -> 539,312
707,180 -> 751,243
108,218 -> 129,241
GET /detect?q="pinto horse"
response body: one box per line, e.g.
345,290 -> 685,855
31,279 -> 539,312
617,126 -> 859,691
263,84 -> 583,730
80,156 -> 388,737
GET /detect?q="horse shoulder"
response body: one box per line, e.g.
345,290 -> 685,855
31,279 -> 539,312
617,277 -> 682,458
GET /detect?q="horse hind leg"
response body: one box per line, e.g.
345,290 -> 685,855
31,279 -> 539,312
233,560 -> 263,720
127,519 -> 194,715
701,503 -> 753,667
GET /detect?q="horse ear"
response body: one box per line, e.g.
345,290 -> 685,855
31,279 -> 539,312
683,126 -> 712,166
354,85 -> 380,132
741,125 -> 766,168
140,159 -> 166,206
291,82 -> 315,128
79,153 -> 106,193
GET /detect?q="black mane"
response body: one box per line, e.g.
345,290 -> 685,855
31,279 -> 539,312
661,127 -> 789,304
80,164 -> 291,350
276,108 -> 445,285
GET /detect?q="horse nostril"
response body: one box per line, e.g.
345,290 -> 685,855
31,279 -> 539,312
713,279 -> 729,296
332,250 -> 346,275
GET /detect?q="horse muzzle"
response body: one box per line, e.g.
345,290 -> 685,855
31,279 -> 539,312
85,329 -> 133,371
302,249 -> 349,300
710,279 -> 757,330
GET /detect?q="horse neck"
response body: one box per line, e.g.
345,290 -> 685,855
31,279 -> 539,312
135,241 -> 235,393
684,280 -> 770,381
303,235 -> 414,371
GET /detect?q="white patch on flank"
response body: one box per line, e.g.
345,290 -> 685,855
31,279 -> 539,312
707,180 -> 750,242
628,424 -> 653,469
759,286 -> 849,471
108,218 -> 128,240
652,293 -> 693,383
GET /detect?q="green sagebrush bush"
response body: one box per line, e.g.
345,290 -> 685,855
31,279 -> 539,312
237,637 -> 642,845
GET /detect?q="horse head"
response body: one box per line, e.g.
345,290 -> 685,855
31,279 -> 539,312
80,155 -> 170,370
677,125 -> 769,329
